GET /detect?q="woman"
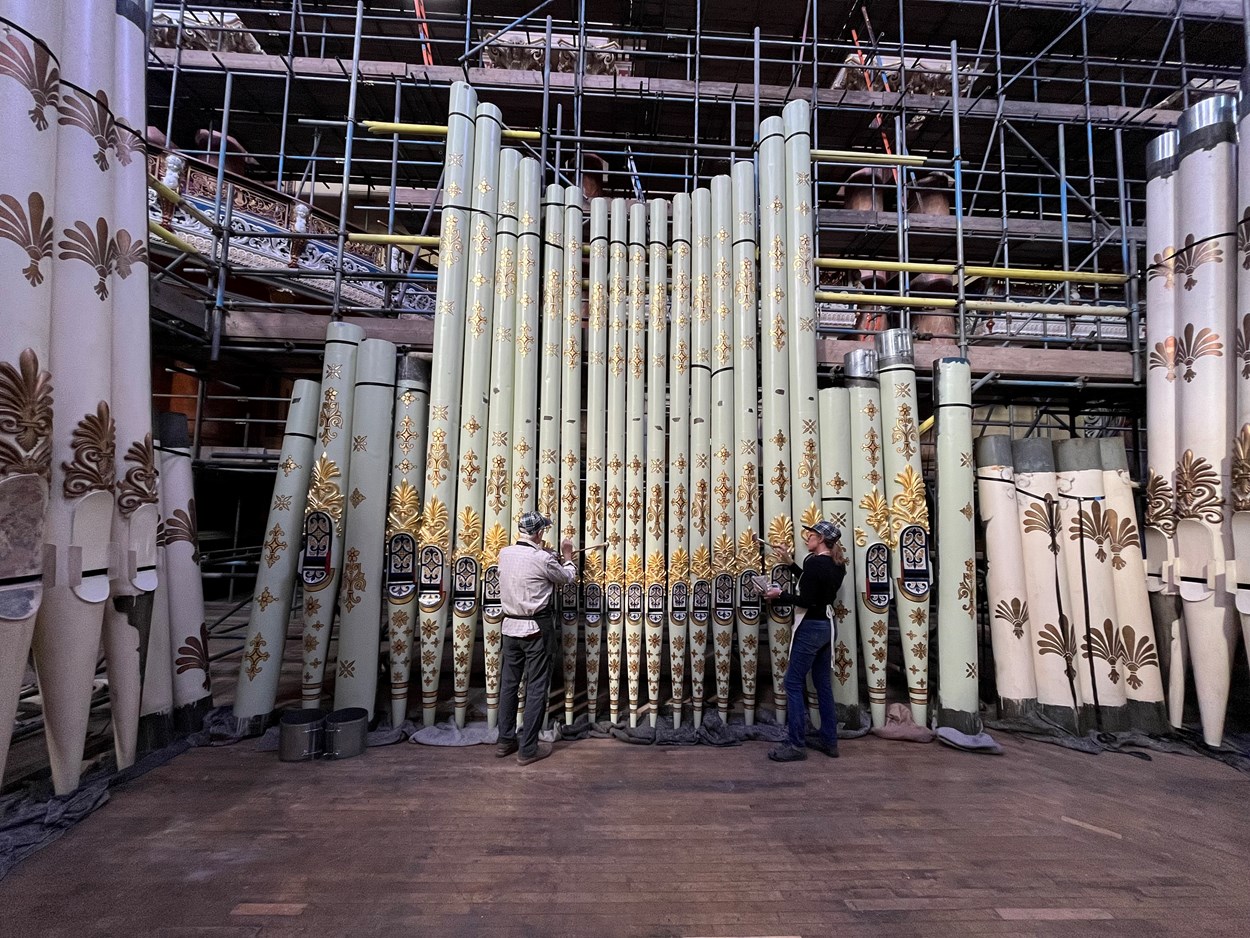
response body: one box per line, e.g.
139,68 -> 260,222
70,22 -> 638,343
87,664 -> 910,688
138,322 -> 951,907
763,520 -> 846,762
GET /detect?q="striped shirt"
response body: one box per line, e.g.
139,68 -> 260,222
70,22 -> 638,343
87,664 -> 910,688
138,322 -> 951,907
498,541 -> 576,637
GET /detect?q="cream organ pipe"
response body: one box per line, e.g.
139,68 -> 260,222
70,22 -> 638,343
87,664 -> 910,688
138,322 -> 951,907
624,201 -> 647,727
300,320 -> 364,707
731,162 -> 762,725
386,356 -> 430,726
709,174 -> 736,720
605,197 -> 628,723
1099,437 -> 1168,732
418,81 -> 477,727
138,478 -> 173,752
1142,130 -> 1186,728
0,1 -> 60,786
537,183 -> 565,525
820,387 -> 861,728
644,198 -> 669,727
667,193 -> 692,730
510,156 -> 542,529
450,103 -> 502,729
846,349 -> 889,728
934,358 -> 980,733
559,187 -> 584,725
1233,91 -> 1250,698
157,413 -> 212,729
481,150 -> 520,729
874,328 -> 932,724
29,0 -> 119,795
688,188 -> 714,728
1012,438 -> 1080,730
103,0 -> 158,772
1055,439 -> 1129,729
974,435 -> 1038,717
759,117 -> 795,724
1173,96 -> 1238,748
233,380 -> 320,726
783,99 -> 823,554
333,339 -> 398,716
583,197 -> 610,722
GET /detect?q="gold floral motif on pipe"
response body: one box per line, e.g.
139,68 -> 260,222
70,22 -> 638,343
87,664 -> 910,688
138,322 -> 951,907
117,432 -> 159,513
386,479 -> 422,537
889,464 -> 930,535
306,455 -> 344,529
420,497 -> 451,550
1174,449 -> 1223,524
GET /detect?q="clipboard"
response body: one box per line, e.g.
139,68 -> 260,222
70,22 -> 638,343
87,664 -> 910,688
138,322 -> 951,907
748,574 -> 773,593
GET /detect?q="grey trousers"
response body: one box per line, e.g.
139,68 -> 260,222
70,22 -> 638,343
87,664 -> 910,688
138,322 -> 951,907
497,616 -> 558,756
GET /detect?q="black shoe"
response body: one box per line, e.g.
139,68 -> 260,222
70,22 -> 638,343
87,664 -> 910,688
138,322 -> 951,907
517,742 -> 553,766
768,744 -> 807,762
495,739 -> 518,758
809,738 -> 840,758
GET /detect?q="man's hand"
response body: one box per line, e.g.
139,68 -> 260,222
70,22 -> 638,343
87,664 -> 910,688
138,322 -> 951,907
560,537 -> 575,561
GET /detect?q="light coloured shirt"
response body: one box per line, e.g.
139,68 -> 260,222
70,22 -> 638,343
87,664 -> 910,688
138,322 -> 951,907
498,540 -> 576,637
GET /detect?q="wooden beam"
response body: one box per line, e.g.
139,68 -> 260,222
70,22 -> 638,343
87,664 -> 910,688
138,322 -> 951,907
224,310 -> 434,346
818,338 -> 1135,382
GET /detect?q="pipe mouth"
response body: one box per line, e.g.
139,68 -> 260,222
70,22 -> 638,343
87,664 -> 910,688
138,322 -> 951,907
1178,95 -> 1236,156
1145,129 -> 1179,180
843,347 -> 878,379
874,327 -> 913,366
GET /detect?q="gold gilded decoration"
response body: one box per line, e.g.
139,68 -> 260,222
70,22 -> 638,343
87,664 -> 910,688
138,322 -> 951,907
563,478 -> 579,521
486,455 -> 509,514
768,515 -> 795,556
325,363 -> 342,380
960,501 -> 974,521
1168,323 -> 1223,383
468,302 -> 488,338
422,497 -> 451,549
460,449 -> 481,489
256,587 -> 277,611
770,312 -> 787,351
397,415 -> 417,454
463,415 -> 481,437
734,257 -> 755,310
958,558 -> 975,616
626,554 -> 644,583
890,465 -> 930,534
647,483 -> 665,538
0,192 -> 53,285
483,522 -> 509,567
713,533 -> 736,573
797,438 -> 820,497
1147,246 -> 1175,290
427,428 -> 450,486
606,552 -> 625,583
630,343 -> 644,378
770,235 -> 785,272
1173,232 -> 1222,290
715,331 -> 732,365
62,401 -> 115,497
439,214 -> 462,268
645,550 -> 666,586
800,503 -> 824,533
862,427 -> 881,466
341,548 -> 366,612
859,490 -> 892,545
1069,501 -> 1138,569
691,480 -> 709,536
737,463 -> 758,520
517,321 -> 534,357
318,386 -> 343,446
349,487 -> 366,509
539,474 -> 558,518
736,531 -> 761,574
306,455 -> 345,529
387,479 -> 422,537
1175,449 -> 1223,524
892,404 -> 918,459
352,435 -> 367,453
243,634 -> 270,681
431,404 -> 448,420
0,348 -> 53,478
263,522 -> 286,568
565,338 -> 580,370
1022,498 -> 1062,554
792,234 -> 813,285
829,472 -> 846,494
455,506 -> 483,560
273,494 -> 292,511
669,547 -> 690,583
691,545 -> 712,579
995,598 -> 1029,640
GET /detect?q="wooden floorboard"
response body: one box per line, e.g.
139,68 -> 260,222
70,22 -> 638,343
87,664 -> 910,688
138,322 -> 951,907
2,726 -> 1247,937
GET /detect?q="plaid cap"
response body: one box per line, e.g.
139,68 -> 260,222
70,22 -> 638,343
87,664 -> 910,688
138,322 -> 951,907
518,511 -> 554,534
801,520 -> 842,545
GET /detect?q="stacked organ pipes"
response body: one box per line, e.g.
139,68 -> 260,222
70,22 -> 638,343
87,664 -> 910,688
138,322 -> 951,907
385,356 -> 430,727
1143,128 -> 1186,728
1176,96 -> 1239,747
976,437 -> 1166,732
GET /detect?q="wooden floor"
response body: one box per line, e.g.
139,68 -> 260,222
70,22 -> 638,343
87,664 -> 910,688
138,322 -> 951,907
3,726 -> 1247,937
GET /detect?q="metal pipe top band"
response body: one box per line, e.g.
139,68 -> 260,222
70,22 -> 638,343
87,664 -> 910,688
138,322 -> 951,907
974,434 -> 1014,469
873,327 -> 914,366
1178,95 -> 1236,157
843,347 -> 878,380
1011,436 -> 1055,473
1145,129 -> 1179,181
1098,436 -> 1129,472
1054,437 -> 1103,472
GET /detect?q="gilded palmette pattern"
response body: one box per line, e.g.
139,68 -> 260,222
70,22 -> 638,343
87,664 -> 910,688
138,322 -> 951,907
0,348 -> 54,479
62,401 -> 115,497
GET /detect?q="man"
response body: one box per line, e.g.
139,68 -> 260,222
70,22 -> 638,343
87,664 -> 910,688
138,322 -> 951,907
496,511 -> 576,765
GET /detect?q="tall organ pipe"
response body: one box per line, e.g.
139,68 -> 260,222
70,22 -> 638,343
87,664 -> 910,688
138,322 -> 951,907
559,187 -> 584,725
667,193 -> 693,729
583,197 -> 610,722
624,201 -> 648,726
604,198 -> 629,723
644,198 -> 669,726
820,387 -> 861,728
688,188 -> 714,727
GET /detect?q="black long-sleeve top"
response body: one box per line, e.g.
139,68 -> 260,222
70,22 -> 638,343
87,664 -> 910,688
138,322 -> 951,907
777,553 -> 846,618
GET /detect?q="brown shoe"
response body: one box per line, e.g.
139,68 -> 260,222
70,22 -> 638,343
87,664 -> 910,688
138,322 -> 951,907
495,738 -> 518,758
516,742 -> 553,766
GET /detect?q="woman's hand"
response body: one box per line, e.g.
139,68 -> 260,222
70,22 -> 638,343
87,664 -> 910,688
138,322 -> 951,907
764,586 -> 782,600
774,547 -> 792,566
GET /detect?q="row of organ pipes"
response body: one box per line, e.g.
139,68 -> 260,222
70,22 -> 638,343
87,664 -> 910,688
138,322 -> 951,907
231,81 -> 1167,742
13,65 -> 1250,794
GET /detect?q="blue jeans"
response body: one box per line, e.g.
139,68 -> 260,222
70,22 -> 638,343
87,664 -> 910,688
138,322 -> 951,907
785,617 -> 838,750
